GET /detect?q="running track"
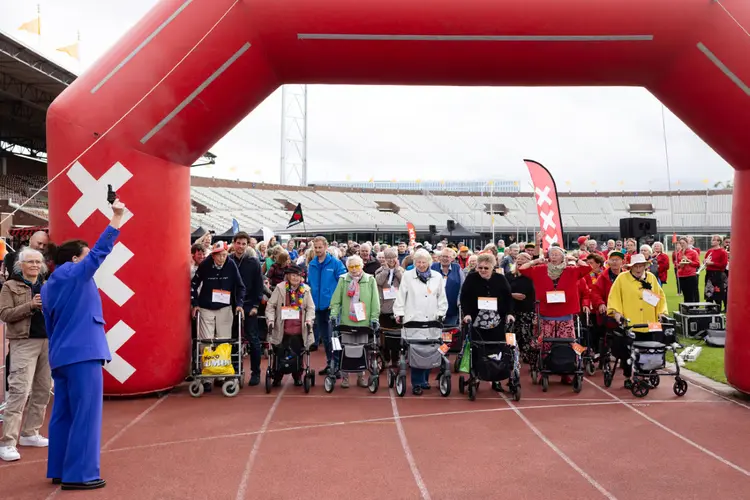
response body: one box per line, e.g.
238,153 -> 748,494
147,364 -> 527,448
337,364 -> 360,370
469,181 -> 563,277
2,353 -> 750,500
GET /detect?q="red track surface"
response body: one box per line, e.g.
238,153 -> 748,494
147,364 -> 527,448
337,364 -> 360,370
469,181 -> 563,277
2,353 -> 750,500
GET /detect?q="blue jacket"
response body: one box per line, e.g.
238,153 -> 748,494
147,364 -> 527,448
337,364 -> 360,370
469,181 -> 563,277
431,262 -> 464,318
42,226 -> 119,370
191,257 -> 246,310
307,254 -> 346,311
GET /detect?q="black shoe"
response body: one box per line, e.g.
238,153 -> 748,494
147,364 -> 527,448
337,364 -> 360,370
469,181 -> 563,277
309,344 -> 319,352
249,373 -> 261,386
422,383 -> 431,390
61,479 -> 106,490
51,478 -> 61,485
272,378 -> 282,387
412,386 -> 423,396
203,383 -> 212,392
318,367 -> 330,376
294,378 -> 303,387
492,381 -> 504,392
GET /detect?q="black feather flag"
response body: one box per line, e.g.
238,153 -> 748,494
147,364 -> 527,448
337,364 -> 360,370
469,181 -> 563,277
287,203 -> 304,229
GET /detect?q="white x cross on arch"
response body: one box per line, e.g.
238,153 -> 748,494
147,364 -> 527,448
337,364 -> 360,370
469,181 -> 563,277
535,186 -> 552,207
104,320 -> 136,384
545,234 -> 559,245
67,161 -> 134,227
541,210 -> 557,231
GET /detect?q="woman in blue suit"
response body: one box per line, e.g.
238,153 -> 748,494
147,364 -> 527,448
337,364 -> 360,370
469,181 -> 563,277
41,199 -> 126,490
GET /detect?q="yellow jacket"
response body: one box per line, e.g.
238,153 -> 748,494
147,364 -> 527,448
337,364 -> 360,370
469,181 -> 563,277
607,271 -> 668,331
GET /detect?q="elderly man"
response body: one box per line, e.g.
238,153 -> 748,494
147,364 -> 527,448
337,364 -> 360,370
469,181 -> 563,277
431,247 -> 464,326
359,243 -> 381,275
500,243 -> 520,275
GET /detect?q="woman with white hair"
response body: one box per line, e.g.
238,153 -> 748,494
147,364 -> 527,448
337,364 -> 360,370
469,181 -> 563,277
375,248 -> 404,366
0,248 -> 51,462
640,244 -> 660,281
651,242 -> 670,286
393,249 -> 448,395
519,246 -> 591,385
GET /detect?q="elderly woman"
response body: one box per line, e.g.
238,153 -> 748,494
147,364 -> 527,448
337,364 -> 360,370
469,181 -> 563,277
507,252 -> 536,364
460,253 -> 515,390
330,255 -> 381,388
607,253 -> 668,381
639,244 -> 660,281
651,242 -> 670,286
0,249 -> 51,463
393,249 -> 448,395
40,201 -> 126,490
375,248 -> 404,367
267,249 -> 292,289
519,246 -> 590,384
463,254 -> 478,276
704,235 -> 729,310
499,244 -> 520,275
265,265 -> 315,386
431,247 -> 464,326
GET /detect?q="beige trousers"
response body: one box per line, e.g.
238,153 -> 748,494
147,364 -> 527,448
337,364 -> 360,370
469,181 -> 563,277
198,307 -> 234,340
1,338 -> 52,447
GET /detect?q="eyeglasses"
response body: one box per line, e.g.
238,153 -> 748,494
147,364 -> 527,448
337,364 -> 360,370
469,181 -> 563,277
476,266 -> 492,271
348,265 -> 362,269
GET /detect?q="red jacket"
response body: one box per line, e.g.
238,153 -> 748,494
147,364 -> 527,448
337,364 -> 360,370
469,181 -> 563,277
520,264 -> 591,317
578,277 -> 591,308
624,251 -> 637,264
654,252 -> 670,283
674,248 -> 700,277
705,248 -> 728,272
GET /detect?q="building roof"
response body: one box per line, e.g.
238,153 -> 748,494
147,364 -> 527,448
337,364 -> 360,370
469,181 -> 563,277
0,31 -> 78,157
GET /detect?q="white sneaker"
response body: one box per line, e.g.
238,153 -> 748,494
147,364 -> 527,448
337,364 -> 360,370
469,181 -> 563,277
0,446 -> 21,462
19,434 -> 49,448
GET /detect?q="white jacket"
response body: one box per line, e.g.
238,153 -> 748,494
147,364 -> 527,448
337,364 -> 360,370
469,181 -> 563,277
392,269 -> 448,323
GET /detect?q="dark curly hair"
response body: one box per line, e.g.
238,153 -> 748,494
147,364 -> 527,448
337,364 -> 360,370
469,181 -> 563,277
51,239 -> 89,266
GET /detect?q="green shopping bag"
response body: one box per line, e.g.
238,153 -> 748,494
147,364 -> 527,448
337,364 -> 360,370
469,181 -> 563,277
458,341 -> 471,373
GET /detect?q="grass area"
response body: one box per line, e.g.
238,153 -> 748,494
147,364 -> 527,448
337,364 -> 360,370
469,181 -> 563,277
661,268 -> 728,384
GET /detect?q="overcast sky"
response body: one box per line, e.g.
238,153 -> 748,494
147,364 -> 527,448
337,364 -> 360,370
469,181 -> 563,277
2,0 -> 735,192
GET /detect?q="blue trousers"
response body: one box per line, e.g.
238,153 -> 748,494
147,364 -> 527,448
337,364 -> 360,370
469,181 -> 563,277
47,360 -> 103,483
411,368 -> 429,388
314,309 -> 333,364
242,313 -> 261,375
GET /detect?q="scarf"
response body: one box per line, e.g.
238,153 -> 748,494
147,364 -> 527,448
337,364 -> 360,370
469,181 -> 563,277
347,274 -> 362,321
286,282 -> 305,310
547,262 -> 566,281
416,268 -> 432,284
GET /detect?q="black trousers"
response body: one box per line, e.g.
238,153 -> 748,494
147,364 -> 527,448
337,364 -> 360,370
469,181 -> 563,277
273,335 -> 304,382
679,275 -> 699,303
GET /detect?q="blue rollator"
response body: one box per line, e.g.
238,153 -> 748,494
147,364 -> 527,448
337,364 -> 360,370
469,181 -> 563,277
458,324 -> 521,402
389,321 -> 452,397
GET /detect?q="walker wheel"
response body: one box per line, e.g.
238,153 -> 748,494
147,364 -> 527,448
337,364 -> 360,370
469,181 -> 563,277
387,370 -> 395,388
188,380 -> 203,398
453,356 -> 461,373
632,380 -> 650,398
468,382 -> 477,401
541,376 -> 549,393
573,375 -> 583,394
396,375 -> 406,397
585,360 -> 596,376
264,372 -> 272,394
603,371 -> 613,388
439,374 -> 451,397
222,379 -> 240,397
368,375 -> 379,394
303,374 -> 311,394
673,377 -> 688,397
324,376 -> 335,393
649,375 -> 660,388
458,375 -> 466,394
513,385 -> 522,402
531,369 -> 540,385
624,379 -> 634,390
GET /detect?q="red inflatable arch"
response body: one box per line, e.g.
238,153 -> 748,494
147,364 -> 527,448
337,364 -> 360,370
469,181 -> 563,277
47,0 -> 750,395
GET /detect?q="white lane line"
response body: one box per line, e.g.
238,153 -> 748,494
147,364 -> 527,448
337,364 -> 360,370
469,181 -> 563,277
140,41 -> 251,144
0,0 -> 241,227
91,0 -> 194,93
501,395 -> 618,500
585,379 -> 750,477
297,34 -> 653,42
102,395 -> 168,450
234,383 -> 287,500
692,383 -> 750,411
389,389 -> 430,500
697,42 -> 750,96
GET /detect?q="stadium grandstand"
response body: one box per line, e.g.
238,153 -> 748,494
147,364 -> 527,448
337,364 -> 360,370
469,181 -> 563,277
314,179 -> 521,193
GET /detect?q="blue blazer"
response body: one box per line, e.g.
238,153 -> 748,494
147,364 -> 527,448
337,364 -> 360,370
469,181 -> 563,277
42,226 -> 119,371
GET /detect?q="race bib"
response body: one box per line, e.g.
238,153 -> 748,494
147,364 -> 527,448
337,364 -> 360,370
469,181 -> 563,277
478,297 -> 497,311
212,289 -> 231,304
546,291 -> 566,304
571,343 -> 586,355
642,290 -> 660,307
505,333 -> 516,346
648,322 -> 662,332
438,343 -> 450,355
383,287 -> 398,300
281,307 -> 299,320
354,302 -> 366,322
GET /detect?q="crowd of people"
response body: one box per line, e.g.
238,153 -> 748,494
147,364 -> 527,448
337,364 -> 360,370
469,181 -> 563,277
188,230 -> 730,392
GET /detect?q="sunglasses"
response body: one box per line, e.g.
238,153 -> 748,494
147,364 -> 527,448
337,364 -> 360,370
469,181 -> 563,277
348,265 -> 362,269
476,266 -> 492,271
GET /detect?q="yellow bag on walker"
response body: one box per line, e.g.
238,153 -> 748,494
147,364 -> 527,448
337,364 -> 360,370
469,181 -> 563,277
201,343 -> 235,376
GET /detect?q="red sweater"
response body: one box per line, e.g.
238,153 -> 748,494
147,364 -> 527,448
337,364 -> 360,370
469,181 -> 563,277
578,278 -> 591,309
520,264 -> 591,317
705,248 -> 728,272
654,252 -> 670,283
675,248 -> 700,277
